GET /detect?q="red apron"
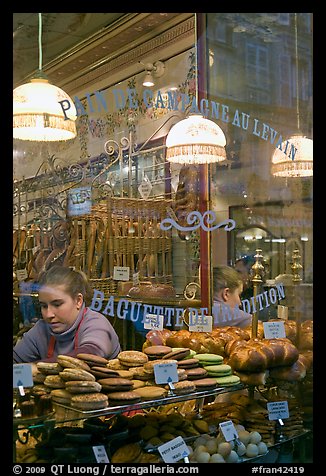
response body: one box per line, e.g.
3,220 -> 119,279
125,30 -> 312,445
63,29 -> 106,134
47,307 -> 87,358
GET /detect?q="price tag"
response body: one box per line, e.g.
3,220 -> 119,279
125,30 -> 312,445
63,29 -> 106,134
263,321 -> 286,339
144,313 -> 164,331
189,315 -> 213,332
267,401 -> 289,421
16,269 -> 28,281
92,445 -> 110,463
219,420 -> 238,442
13,364 -> 34,388
154,362 -> 178,385
113,266 -> 130,281
277,305 -> 288,320
138,176 -> 152,199
158,436 -> 190,463
133,272 -> 140,286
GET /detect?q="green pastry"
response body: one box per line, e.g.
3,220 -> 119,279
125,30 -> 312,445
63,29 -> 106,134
204,364 -> 232,376
194,353 -> 223,365
215,375 -> 241,386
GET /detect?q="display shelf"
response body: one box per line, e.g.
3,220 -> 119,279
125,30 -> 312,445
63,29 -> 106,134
52,383 -> 245,423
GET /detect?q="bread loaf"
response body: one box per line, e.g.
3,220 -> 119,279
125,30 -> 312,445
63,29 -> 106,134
269,357 -> 307,381
128,283 -> 176,299
228,338 -> 299,372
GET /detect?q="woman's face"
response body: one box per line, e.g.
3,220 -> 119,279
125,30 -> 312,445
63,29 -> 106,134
226,285 -> 243,309
38,284 -> 83,333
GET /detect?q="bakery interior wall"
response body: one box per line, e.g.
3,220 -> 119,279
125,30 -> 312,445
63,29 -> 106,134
205,14 -> 313,322
13,12 -> 204,333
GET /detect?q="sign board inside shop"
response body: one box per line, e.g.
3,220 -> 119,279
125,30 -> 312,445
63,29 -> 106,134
67,186 -> 92,216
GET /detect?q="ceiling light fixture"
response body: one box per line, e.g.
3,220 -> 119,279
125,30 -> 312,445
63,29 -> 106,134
271,13 -> 313,177
165,114 -> 227,164
13,13 -> 77,142
142,61 -> 165,87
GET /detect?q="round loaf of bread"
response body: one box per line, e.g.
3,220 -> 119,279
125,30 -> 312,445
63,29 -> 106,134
70,392 -> 109,410
127,284 -> 176,299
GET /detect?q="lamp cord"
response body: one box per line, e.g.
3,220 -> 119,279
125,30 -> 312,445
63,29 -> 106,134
294,13 -> 300,132
38,12 -> 43,71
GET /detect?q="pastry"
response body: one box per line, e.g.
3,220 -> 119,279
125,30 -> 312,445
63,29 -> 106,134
89,367 -> 120,379
131,379 -> 147,389
169,380 -> 196,395
56,355 -> 91,371
106,390 -> 142,406
70,392 -> 109,410
36,362 -> 63,375
118,350 -> 148,367
59,368 -> 96,382
50,389 -> 72,405
214,375 -> 241,386
143,345 -> 173,359
111,443 -> 142,463
43,375 -> 66,389
133,386 -> 167,400
65,380 -> 102,393
162,348 -> 191,361
76,353 -> 109,367
193,377 -> 219,391
194,353 -> 224,365
177,358 -> 200,369
185,367 -> 208,380
98,377 -> 133,392
203,364 -> 232,376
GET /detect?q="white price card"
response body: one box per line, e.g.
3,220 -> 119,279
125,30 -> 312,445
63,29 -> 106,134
267,401 -> 289,421
154,362 -> 178,385
92,445 -> 110,463
16,269 -> 28,281
113,266 -> 130,281
138,176 -> 152,199
219,420 -> 239,442
144,313 -> 164,331
277,305 -> 288,320
13,364 -> 34,388
133,272 -> 140,286
158,436 -> 190,463
263,320 -> 286,339
189,315 -> 213,333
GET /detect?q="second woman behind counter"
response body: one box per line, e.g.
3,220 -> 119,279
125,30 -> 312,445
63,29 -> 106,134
13,266 -> 121,367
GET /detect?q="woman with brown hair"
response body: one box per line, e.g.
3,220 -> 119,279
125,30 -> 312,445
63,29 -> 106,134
13,266 -> 121,369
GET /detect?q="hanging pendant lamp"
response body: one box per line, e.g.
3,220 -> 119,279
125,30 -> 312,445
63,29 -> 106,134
271,13 -> 313,177
13,13 -> 77,142
165,114 -> 227,164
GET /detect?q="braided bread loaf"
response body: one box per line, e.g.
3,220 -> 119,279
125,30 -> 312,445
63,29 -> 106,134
227,337 -> 299,372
